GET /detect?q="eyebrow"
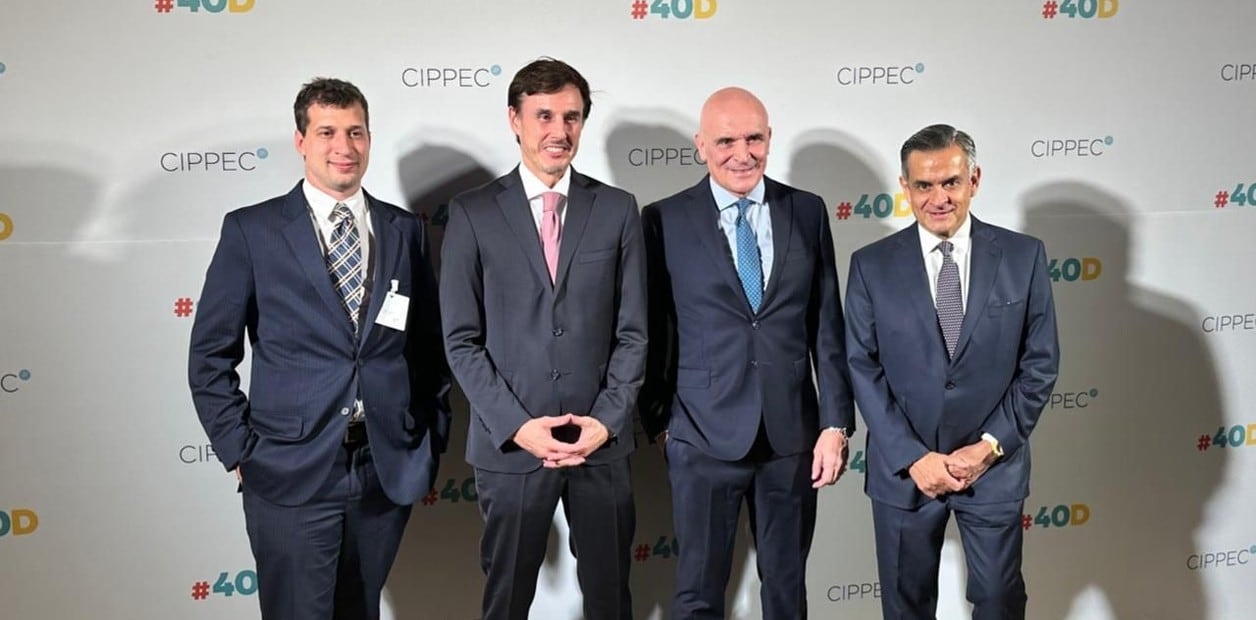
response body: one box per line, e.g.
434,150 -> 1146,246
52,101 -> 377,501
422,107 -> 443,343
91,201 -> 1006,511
716,132 -> 765,143
913,175 -> 962,187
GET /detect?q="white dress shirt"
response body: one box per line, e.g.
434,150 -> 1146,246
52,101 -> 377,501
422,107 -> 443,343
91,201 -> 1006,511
918,215 -> 972,313
518,164 -> 571,234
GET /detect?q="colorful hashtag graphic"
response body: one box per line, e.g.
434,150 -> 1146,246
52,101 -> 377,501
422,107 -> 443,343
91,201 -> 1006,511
155,0 -> 174,13
421,488 -> 438,506
630,0 -> 648,19
835,202 -> 853,220
174,297 -> 194,317
1214,190 -> 1230,208
191,581 -> 210,600
634,544 -> 651,562
1197,434 -> 1212,451
1041,1 -> 1058,19
1021,514 -> 1033,531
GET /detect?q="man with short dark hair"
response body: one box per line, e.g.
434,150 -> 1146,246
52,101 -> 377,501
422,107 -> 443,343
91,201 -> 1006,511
189,77 -> 450,620
440,58 -> 646,620
640,87 -> 854,619
845,124 -> 1059,619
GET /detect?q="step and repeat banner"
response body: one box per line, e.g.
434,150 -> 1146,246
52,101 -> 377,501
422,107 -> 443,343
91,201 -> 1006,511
2,1 -> 1254,618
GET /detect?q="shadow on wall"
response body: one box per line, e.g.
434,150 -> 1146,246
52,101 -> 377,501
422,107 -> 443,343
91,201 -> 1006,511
604,110 -> 707,207
786,127 -> 902,289
387,143 -> 498,620
1010,182 -> 1225,619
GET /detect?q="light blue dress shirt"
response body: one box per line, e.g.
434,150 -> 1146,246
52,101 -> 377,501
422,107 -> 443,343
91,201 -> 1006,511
711,178 -> 774,291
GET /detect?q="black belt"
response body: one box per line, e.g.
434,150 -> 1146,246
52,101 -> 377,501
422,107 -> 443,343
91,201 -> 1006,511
344,422 -> 368,447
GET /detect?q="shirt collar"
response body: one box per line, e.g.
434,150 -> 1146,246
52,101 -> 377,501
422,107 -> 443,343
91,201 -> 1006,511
303,180 -> 366,224
711,177 -> 767,211
918,214 -> 973,255
519,163 -> 572,202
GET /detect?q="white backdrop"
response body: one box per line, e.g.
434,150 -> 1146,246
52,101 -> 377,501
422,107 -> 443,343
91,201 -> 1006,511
2,1 -> 1254,618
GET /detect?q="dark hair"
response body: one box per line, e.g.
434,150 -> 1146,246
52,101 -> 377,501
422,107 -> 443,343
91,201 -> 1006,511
899,124 -> 977,177
507,58 -> 591,119
293,77 -> 369,135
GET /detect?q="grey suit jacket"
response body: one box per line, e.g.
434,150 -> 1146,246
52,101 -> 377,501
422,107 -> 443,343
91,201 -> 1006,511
439,167 -> 647,473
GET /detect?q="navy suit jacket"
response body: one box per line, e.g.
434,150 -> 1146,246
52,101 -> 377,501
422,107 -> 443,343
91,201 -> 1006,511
439,168 -> 647,473
189,182 -> 451,507
639,176 -> 854,460
845,217 -> 1059,509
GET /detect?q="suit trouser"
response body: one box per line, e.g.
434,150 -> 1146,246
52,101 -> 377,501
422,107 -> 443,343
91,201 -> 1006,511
871,496 -> 1026,620
242,442 -> 411,620
667,434 -> 817,620
474,458 -> 635,620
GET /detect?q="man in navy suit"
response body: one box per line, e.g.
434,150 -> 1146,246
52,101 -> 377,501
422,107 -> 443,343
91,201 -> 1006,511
639,87 -> 854,619
439,59 -> 646,620
845,124 -> 1059,619
188,78 -> 450,620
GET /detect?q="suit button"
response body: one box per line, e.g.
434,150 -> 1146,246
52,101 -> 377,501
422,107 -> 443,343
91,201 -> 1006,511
552,328 -> 564,337
945,381 -> 956,390
339,407 -> 351,416
751,321 -> 760,330
750,360 -> 758,368
550,370 -> 560,381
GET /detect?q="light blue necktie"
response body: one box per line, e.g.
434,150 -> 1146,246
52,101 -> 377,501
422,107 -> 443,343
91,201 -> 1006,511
328,203 -> 363,332
735,197 -> 763,312
936,240 -> 963,359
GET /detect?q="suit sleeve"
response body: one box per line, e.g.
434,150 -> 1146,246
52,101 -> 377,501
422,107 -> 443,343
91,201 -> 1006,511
637,203 -> 676,441
439,198 -> 535,449
587,196 -> 648,435
845,254 -> 930,473
407,216 -> 452,454
808,197 -> 855,432
980,240 -> 1059,456
187,213 -> 254,471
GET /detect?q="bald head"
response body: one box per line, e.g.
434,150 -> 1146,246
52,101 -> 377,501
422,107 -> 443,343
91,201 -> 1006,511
695,87 -> 772,197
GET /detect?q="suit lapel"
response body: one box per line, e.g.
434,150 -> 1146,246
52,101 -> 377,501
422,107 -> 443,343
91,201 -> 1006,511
759,179 -> 794,310
554,171 -> 594,289
682,178 -> 748,313
280,184 -> 354,339
893,226 -> 944,353
953,218 -> 1001,361
357,193 -> 401,349
495,169 -> 552,289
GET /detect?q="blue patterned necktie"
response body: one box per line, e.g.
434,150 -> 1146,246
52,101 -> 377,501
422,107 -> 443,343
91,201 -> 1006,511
936,240 -> 963,359
328,203 -> 363,332
734,197 -> 763,312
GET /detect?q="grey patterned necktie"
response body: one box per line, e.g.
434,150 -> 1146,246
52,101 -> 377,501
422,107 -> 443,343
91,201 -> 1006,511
328,203 -> 363,332
936,240 -> 963,359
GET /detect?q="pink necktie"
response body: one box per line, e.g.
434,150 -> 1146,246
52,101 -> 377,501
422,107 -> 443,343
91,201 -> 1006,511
541,191 -> 562,283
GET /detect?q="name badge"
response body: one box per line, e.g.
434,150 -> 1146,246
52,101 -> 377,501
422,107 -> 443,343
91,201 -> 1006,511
375,279 -> 409,331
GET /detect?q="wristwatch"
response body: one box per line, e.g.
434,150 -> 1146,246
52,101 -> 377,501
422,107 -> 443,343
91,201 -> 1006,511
981,432 -> 1004,457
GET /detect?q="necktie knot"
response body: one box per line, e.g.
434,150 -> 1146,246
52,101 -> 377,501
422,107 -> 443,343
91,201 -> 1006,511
937,240 -> 954,258
331,203 -> 354,225
542,192 -> 562,214
734,197 -> 752,222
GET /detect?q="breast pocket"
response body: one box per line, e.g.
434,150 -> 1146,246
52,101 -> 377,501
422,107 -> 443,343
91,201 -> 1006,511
986,299 -> 1025,317
577,247 -> 616,263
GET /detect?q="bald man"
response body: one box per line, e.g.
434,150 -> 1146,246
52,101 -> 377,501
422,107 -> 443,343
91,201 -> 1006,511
639,88 -> 855,619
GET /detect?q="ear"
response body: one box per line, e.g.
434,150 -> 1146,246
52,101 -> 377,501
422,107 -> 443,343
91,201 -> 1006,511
293,129 -> 305,158
508,106 -> 521,137
969,166 -> 982,196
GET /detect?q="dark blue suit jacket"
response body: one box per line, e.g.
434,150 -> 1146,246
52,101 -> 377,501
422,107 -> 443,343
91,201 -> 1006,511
189,182 -> 451,507
640,176 -> 854,460
845,217 -> 1059,509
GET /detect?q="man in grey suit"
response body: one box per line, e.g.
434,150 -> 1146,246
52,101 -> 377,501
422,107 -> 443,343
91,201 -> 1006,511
439,58 -> 647,620
846,124 -> 1059,619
